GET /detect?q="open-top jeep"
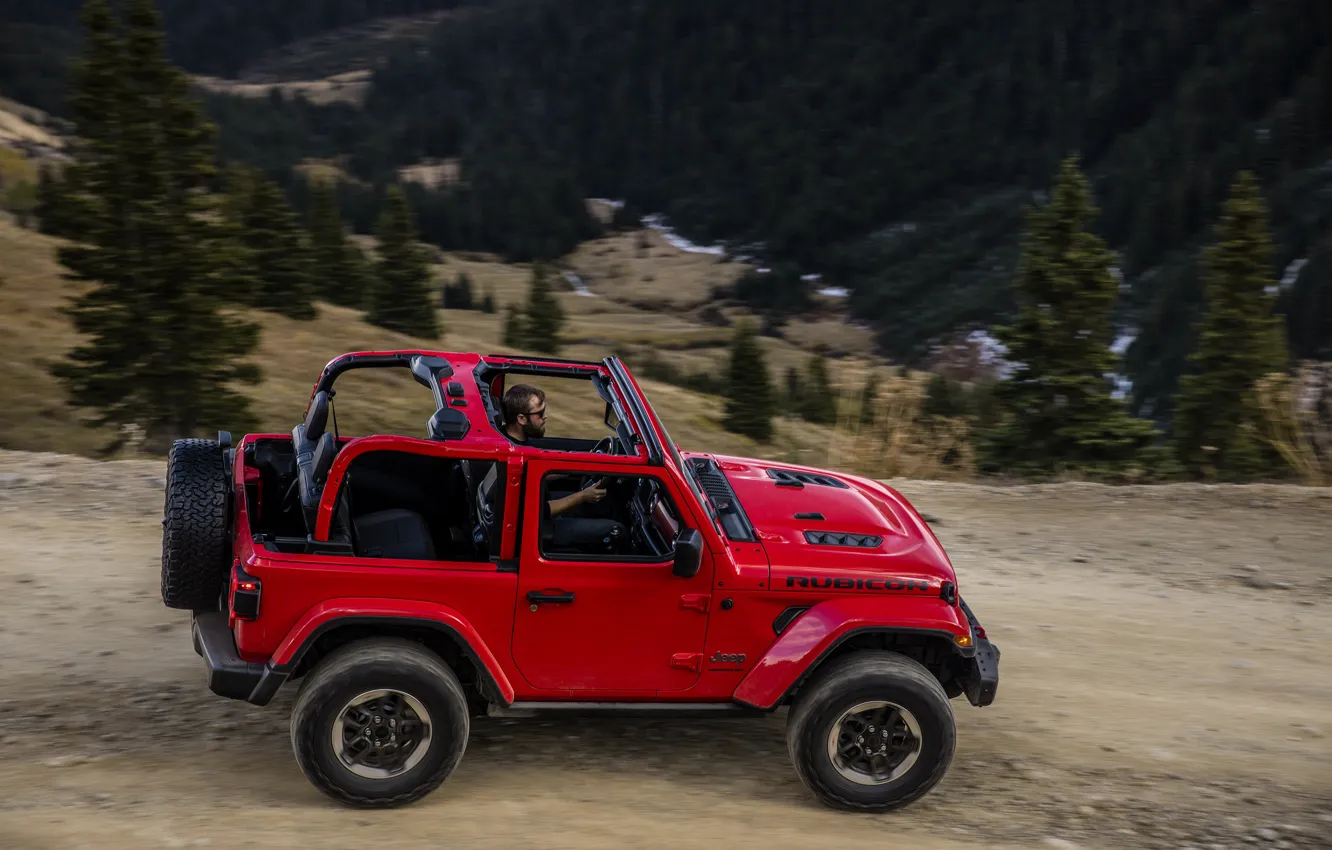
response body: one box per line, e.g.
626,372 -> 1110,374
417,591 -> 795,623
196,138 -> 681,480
161,350 -> 999,811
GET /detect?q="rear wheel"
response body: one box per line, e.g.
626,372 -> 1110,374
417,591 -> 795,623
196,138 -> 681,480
786,651 -> 956,812
160,438 -> 230,610
290,638 -> 470,808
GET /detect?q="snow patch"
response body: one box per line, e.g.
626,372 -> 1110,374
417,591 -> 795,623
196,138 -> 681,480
967,329 -> 1016,380
563,272 -> 596,297
1111,331 -> 1137,357
589,198 -> 625,210
1271,257 -> 1308,295
818,287 -> 849,298
641,213 -> 727,255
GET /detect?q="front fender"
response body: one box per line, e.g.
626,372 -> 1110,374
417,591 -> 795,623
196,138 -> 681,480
732,595 -> 971,710
271,597 -> 516,705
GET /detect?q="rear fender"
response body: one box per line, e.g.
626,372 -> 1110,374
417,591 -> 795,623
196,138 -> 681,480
731,595 -> 971,710
272,598 -> 515,705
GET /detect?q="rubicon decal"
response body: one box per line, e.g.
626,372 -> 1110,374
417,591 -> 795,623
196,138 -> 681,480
785,575 -> 934,592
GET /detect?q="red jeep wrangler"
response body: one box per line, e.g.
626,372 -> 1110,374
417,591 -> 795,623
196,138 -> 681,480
161,350 -> 999,811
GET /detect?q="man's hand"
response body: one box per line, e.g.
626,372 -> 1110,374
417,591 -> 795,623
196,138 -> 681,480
579,479 -> 607,504
548,479 -> 608,518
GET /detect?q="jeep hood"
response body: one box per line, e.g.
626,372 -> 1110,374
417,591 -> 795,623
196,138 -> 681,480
696,454 -> 957,594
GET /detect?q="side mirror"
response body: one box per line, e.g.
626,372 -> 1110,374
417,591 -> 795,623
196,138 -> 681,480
672,527 -> 704,578
427,407 -> 470,441
604,401 -> 620,430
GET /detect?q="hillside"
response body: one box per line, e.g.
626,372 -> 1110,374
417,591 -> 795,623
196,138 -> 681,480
0,210 -> 899,470
195,0 -> 1332,428
7,0 -> 1330,434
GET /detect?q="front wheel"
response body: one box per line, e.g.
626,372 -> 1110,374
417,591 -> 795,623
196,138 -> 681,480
290,638 -> 470,808
786,651 -> 956,812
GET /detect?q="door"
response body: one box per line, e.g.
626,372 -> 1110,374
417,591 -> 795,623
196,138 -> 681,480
510,459 -> 714,693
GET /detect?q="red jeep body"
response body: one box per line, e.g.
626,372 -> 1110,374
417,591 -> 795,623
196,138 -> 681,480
174,350 -> 999,810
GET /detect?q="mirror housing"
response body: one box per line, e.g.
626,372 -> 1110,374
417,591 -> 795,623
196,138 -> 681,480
672,527 -> 704,578
604,401 -> 620,430
427,407 -> 470,441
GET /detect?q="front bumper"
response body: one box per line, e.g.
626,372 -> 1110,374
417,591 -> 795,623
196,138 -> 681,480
191,611 -> 288,706
958,597 -> 1000,707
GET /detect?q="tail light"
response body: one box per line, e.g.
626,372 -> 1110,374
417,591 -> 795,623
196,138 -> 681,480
229,561 -> 262,623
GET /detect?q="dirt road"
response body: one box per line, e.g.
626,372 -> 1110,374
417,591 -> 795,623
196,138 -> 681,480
0,449 -> 1329,850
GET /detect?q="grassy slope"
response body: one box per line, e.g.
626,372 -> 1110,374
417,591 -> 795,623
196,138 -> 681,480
0,213 -> 878,471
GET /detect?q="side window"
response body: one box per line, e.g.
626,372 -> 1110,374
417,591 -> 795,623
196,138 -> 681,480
538,471 -> 682,561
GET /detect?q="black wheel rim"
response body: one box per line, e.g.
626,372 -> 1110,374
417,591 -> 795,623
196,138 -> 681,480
330,689 -> 433,779
825,700 -> 922,785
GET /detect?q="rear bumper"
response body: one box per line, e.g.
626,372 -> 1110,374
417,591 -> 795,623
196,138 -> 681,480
958,598 -> 1000,707
191,611 -> 288,706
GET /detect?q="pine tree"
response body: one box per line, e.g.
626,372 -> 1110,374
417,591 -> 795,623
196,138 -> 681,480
799,351 -> 838,425
722,320 -> 774,442
1172,172 -> 1289,480
441,271 -> 475,310
51,0 -> 261,448
521,264 -> 565,354
235,168 -> 316,319
368,185 -> 439,339
34,163 -> 71,236
979,155 -> 1158,478
502,302 -> 525,347
308,177 -> 370,309
481,286 -> 497,314
785,365 -> 804,409
858,370 -> 880,425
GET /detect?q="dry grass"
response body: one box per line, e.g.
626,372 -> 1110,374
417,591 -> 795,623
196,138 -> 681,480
1255,363 -> 1332,485
824,370 -> 976,481
0,216 -> 873,468
563,227 -> 750,307
0,99 -> 63,149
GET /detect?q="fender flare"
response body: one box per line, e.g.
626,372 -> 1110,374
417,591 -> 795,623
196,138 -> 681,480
731,595 -> 972,711
266,598 -> 515,706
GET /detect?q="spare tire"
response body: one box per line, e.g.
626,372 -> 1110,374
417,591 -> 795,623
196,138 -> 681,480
161,438 -> 232,611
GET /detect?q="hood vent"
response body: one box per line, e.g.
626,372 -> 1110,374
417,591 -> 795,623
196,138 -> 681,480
767,468 -> 849,489
803,531 -> 883,549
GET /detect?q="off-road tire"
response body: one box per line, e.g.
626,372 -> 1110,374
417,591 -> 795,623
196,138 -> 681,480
160,438 -> 230,610
786,650 -> 956,812
290,638 -> 470,808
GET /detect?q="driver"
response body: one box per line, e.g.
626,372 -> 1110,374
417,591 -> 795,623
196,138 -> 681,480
495,384 -> 625,551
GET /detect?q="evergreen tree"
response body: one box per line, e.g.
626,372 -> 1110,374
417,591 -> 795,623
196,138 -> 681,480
785,365 -> 804,410
234,168 -> 316,318
979,155 -> 1158,478
799,351 -> 838,425
34,162 -> 70,236
1172,172 -> 1289,481
520,264 -> 565,354
51,0 -> 261,448
481,286 -> 496,314
722,320 -> 774,442
858,370 -> 880,425
368,185 -> 439,339
308,177 -> 370,309
441,271 -> 475,310
502,302 -> 524,348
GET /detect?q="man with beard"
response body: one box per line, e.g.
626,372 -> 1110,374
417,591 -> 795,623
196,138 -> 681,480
474,383 -> 621,553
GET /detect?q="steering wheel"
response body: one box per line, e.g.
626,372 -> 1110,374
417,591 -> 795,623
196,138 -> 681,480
591,435 -> 617,455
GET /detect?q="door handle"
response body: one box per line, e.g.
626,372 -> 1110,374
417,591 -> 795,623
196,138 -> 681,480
527,589 -> 575,604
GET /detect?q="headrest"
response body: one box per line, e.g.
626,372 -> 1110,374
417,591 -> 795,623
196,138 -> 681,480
311,431 -> 338,488
304,391 -> 331,442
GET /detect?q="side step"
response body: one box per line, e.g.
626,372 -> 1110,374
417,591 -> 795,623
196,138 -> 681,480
487,701 -> 768,719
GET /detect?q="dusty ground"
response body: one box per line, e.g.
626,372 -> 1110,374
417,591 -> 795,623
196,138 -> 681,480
0,449 -> 1329,850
